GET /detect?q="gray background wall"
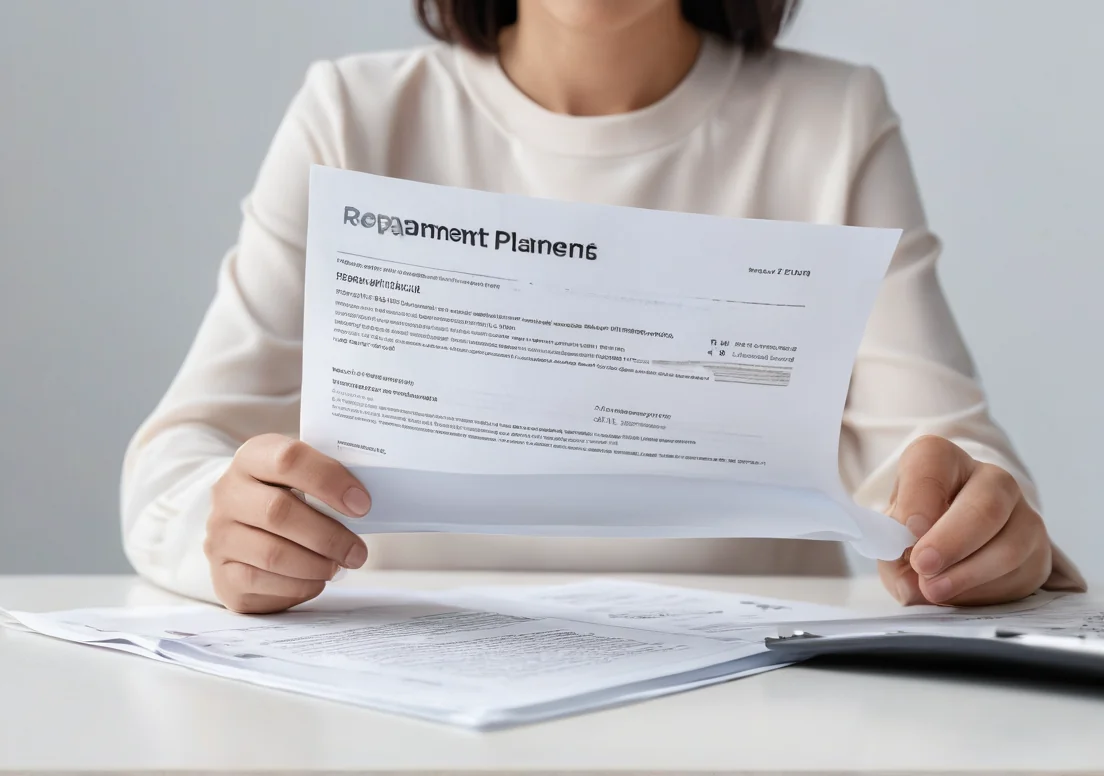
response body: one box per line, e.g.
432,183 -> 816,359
1,0 -> 1101,576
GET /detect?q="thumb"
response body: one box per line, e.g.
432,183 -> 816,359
879,472 -> 922,604
879,556 -> 922,606
891,435 -> 974,540
880,436 -> 973,605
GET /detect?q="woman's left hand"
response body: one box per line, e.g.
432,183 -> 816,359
879,435 -> 1052,606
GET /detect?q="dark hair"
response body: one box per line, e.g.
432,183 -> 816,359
415,0 -> 799,55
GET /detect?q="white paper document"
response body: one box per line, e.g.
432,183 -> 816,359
451,578 -> 865,642
3,580 -> 1098,729
299,166 -> 914,559
2,584 -> 791,729
887,589 -> 1104,637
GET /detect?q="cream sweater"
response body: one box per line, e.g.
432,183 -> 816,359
122,37 -> 1072,603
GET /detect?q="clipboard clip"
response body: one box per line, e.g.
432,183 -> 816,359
994,628 -> 1091,640
764,629 -> 820,645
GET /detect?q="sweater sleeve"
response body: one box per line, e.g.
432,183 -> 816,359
839,67 -> 1085,592
120,62 -> 348,602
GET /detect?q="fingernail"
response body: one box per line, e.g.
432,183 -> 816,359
927,577 -> 953,602
343,541 -> 368,569
342,487 -> 372,517
905,514 -> 930,538
912,547 -> 941,575
332,568 -> 348,582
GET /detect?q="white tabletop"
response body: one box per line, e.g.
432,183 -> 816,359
2,572 -> 1102,775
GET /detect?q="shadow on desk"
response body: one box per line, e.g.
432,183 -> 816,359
801,653 -> 1104,701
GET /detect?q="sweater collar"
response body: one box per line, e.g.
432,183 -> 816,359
454,34 -> 742,158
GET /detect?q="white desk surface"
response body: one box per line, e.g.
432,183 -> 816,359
1,572 -> 1102,775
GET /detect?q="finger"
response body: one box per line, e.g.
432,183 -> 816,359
215,562 -> 326,612
927,556 -> 1046,607
891,436 -> 975,539
919,501 -> 1049,604
212,522 -> 340,581
878,558 -> 924,606
937,553 -> 1050,607
910,463 -> 1021,579
216,588 -> 314,615
236,435 -> 372,518
224,479 -> 369,569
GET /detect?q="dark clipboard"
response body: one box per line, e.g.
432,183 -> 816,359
764,630 -> 1104,682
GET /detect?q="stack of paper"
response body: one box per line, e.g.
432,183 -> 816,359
0,581 -> 821,729
3,579 -> 1097,729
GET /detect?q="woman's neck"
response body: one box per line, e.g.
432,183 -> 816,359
497,2 -> 702,117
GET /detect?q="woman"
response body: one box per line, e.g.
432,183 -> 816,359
122,0 -> 1085,614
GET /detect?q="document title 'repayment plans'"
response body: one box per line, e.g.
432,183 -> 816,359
301,166 -> 914,559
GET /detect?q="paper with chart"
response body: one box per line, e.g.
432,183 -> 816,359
447,578 -> 865,642
446,579 -> 1078,641
299,165 -> 913,559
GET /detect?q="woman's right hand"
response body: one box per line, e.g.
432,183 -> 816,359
204,434 -> 372,614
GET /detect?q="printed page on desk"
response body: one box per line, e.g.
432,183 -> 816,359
447,578 -> 866,642
1,586 -> 785,730
300,166 -> 913,559
4,581 -> 1098,728
885,592 -> 1103,638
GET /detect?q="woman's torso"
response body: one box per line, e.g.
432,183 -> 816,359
259,37 -> 891,575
